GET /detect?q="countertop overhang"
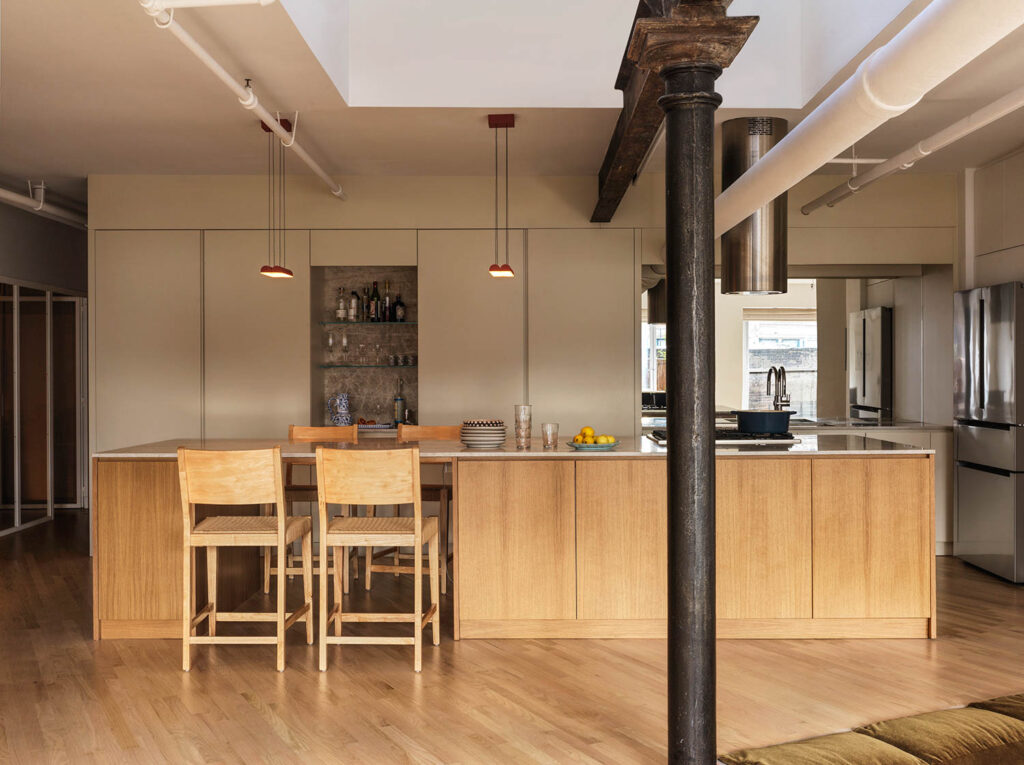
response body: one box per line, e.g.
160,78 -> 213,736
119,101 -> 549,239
94,434 -> 934,460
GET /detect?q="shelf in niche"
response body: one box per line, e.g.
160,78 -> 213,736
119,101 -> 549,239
320,321 -> 417,326
319,364 -> 418,369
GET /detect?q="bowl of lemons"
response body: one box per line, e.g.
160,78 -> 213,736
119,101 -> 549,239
568,426 -> 619,450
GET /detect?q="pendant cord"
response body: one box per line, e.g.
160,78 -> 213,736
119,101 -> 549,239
280,136 -> 286,270
494,128 -> 499,264
267,129 -> 273,266
504,126 -> 510,267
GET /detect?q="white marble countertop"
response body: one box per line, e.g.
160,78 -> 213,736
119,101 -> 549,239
94,434 -> 933,459
641,416 -> 952,431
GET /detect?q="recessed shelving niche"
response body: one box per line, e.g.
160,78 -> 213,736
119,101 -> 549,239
311,265 -> 418,426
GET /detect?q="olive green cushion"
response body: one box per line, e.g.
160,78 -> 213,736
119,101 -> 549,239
856,708 -> 1024,765
718,731 -> 927,765
970,694 -> 1024,723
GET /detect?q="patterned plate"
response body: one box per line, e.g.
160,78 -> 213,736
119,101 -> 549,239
566,440 -> 619,451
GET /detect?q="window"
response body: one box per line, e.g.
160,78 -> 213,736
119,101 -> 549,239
742,308 -> 817,418
641,289 -> 666,392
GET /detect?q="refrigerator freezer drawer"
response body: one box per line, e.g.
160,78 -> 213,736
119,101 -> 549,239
955,462 -> 1024,582
955,422 -> 1024,472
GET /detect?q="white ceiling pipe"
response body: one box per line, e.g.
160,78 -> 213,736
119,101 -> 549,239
822,158 -> 886,165
804,80 -> 1024,214
0,186 -> 86,229
714,0 -> 1024,237
140,1 -> 345,199
141,0 -> 274,11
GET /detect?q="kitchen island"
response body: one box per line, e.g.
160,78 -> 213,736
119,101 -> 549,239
92,435 -> 935,641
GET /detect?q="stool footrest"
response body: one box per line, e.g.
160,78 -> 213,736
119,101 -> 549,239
190,636 -> 277,645
340,612 -> 420,623
283,602 -> 311,630
368,564 -> 426,575
421,603 -> 438,628
323,636 -> 416,645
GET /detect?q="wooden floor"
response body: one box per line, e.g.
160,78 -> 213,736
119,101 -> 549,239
4,513 -> 1024,763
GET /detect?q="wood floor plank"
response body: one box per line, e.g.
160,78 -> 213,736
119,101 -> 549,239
6,512 -> 1024,761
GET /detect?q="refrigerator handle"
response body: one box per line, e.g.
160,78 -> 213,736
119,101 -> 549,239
980,297 -> 986,412
862,316 -> 867,395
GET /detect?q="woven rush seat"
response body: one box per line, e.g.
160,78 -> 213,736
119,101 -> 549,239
328,515 -> 437,546
192,515 -> 311,545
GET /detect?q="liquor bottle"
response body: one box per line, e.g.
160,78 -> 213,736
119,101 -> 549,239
336,288 -> 347,321
393,379 -> 405,427
361,287 -> 370,322
394,294 -> 407,322
349,291 -> 359,322
383,280 -> 392,323
370,281 -> 381,322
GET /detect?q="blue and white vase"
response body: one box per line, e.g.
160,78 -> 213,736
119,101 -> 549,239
327,393 -> 352,426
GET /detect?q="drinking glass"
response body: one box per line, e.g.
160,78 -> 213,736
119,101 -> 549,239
541,423 -> 559,449
514,404 -> 532,449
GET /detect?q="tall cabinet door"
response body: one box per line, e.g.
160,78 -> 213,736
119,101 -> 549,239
527,229 -> 636,439
93,231 -> 202,451
418,229 -> 525,424
203,231 -> 310,439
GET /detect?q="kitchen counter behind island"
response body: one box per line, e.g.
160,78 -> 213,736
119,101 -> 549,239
92,436 -> 935,641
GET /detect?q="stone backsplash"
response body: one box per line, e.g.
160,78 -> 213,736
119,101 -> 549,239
312,265 -> 418,425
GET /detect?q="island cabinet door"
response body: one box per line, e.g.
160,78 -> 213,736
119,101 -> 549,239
458,460 -> 576,621
576,460 -> 667,620
811,457 -> 932,619
716,458 -> 813,619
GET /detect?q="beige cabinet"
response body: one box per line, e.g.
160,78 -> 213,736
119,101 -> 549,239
812,458 -> 932,619
310,229 -> 416,266
526,228 -> 637,439
202,230 -> 311,439
418,229 -> 526,425
458,460 -> 576,622
92,230 -> 202,451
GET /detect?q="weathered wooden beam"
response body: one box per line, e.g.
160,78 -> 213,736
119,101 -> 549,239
591,3 -> 658,223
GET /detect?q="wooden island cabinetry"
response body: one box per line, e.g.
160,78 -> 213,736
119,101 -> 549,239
456,450 -> 935,640
92,436 -> 934,641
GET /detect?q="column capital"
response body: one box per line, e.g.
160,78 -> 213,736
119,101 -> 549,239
627,1 -> 757,74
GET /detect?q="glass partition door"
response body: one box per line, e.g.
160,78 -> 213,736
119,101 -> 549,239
0,283 -> 86,537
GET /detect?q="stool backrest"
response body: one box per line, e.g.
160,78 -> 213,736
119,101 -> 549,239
289,424 -> 359,443
177,447 -> 286,533
316,446 -> 422,527
397,424 -> 460,442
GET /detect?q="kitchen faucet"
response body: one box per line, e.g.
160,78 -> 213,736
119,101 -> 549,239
766,366 -> 791,410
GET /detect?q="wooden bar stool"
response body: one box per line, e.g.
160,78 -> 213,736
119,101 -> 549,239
264,424 -> 359,594
316,445 -> 440,672
365,424 -> 457,594
177,446 -> 313,672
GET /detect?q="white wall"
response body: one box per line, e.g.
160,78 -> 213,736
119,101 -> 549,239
714,281 -> 817,410
0,204 -> 86,292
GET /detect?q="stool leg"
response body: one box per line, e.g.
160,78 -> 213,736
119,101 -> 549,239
440,487 -> 449,596
429,533 -> 440,646
318,531 -> 328,671
333,545 -> 345,637
276,539 -> 286,672
352,506 -> 360,582
182,543 -> 192,672
262,505 -> 271,594
365,506 -> 375,591
207,547 -> 217,637
302,532 -> 313,645
414,539 -> 423,672
393,505 -> 401,576
340,505 -> 350,595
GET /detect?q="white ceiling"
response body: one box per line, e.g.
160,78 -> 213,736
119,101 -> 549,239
2,0 -> 1024,206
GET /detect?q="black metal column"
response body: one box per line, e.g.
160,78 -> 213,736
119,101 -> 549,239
660,62 -> 722,765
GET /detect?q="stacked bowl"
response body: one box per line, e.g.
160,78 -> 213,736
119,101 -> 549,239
460,419 -> 507,449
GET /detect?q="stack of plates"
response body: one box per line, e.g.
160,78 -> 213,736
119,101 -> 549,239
461,419 -> 507,449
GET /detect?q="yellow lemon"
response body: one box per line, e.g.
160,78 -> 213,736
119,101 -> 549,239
572,434 -> 584,444
596,435 -> 611,444
581,426 -> 595,437
583,436 -> 596,444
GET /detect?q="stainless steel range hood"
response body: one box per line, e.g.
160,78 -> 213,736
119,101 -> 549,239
720,117 -> 788,295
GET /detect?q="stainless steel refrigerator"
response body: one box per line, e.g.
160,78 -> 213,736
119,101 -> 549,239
954,281 -> 1024,582
847,306 -> 893,420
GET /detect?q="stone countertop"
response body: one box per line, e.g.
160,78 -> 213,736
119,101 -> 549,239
642,416 -> 952,431
94,434 -> 933,459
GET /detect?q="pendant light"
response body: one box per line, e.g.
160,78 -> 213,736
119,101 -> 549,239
260,111 -> 294,279
487,114 -> 515,278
